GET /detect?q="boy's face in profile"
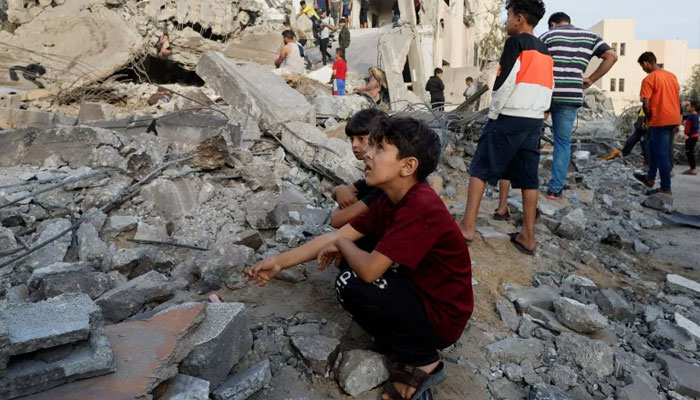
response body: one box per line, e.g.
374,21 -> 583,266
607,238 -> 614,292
350,135 -> 370,160
363,137 -> 405,186
505,8 -> 522,36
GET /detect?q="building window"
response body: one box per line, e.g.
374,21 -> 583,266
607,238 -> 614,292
473,43 -> 479,67
610,78 -> 616,92
611,42 -> 617,53
619,78 -> 625,92
620,43 -> 626,56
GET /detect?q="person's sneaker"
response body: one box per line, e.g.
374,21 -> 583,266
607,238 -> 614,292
633,172 -> 654,187
546,189 -> 562,200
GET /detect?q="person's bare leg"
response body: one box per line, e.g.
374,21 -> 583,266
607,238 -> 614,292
382,361 -> 439,400
496,180 -> 510,216
517,189 -> 538,251
458,176 -> 486,241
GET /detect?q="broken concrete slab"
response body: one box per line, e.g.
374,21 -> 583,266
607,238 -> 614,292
95,270 -> 176,323
337,349 -> 389,397
495,299 -> 520,332
0,293 -> 115,399
312,95 -> 372,120
476,226 -> 511,250
554,297 -> 609,333
28,261 -> 114,301
616,375 -> 661,400
291,334 -> 340,375
27,218 -> 72,270
525,306 -> 574,334
140,178 -> 202,221
556,209 -> 587,240
0,126 -> 123,168
101,215 -> 138,237
649,320 -> 697,351
556,333 -> 613,379
177,302 -> 253,387
196,52 -> 314,131
674,313 -> 700,341
656,353 -> 700,398
20,303 -> 205,400
77,102 -> 118,123
241,190 -> 288,230
160,374 -> 210,400
0,108 -> 77,130
77,223 -> 108,265
666,274 -> 700,298
213,359 -> 271,400
151,109 -> 239,152
486,337 -> 544,364
505,285 -> 561,312
594,289 -> 636,324
0,1 -> 144,93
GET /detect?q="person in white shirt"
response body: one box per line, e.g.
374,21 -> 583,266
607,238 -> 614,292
463,76 -> 478,111
318,9 -> 336,65
273,30 -> 305,75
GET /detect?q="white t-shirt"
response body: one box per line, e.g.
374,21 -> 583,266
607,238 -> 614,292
320,16 -> 334,39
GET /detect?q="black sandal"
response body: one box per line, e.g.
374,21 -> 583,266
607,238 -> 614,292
493,209 -> 511,221
379,362 -> 447,400
509,233 -> 535,256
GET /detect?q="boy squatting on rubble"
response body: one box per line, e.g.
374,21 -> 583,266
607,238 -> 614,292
458,0 -> 553,255
245,117 -> 474,400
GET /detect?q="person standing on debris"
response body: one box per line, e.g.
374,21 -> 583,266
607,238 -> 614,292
273,30 -> 306,75
338,17 -> 351,49
463,76 -> 477,110
681,100 -> 699,175
538,12 -> 617,200
633,52 -> 682,195
331,48 -> 348,95
319,9 -> 336,65
425,68 -> 445,111
297,1 -> 321,40
331,109 -> 388,228
245,117 -> 473,400
458,0 -> 552,255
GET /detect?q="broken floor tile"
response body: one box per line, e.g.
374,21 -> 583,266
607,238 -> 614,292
20,303 -> 205,400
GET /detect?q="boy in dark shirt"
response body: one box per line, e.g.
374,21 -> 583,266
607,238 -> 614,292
425,68 -> 445,111
331,108 -> 387,228
338,17 -> 351,49
682,100 -> 699,175
245,117 -> 473,400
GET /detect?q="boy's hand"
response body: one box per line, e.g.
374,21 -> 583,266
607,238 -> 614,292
244,257 -> 283,287
335,185 -> 358,208
317,242 -> 342,270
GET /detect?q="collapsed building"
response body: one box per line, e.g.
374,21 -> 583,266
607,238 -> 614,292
0,0 -> 700,400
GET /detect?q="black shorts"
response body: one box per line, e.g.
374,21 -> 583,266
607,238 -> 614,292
468,115 -> 543,190
360,7 -> 368,24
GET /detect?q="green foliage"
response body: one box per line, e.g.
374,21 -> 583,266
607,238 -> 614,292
478,0 -> 506,64
683,63 -> 700,101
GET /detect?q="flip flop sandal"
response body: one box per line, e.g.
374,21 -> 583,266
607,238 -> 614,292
378,362 -> 447,400
492,209 -> 510,221
681,170 -> 697,175
509,233 -> 535,256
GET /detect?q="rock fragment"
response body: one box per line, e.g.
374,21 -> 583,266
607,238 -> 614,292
213,359 -> 272,400
554,297 -> 609,333
337,350 -> 389,397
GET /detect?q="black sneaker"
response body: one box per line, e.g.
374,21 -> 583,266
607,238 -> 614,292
633,172 -> 654,188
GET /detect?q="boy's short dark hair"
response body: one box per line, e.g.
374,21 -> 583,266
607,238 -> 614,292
372,117 -> 440,182
340,17 -> 347,23
465,76 -> 473,82
506,0 -> 546,27
434,68 -> 443,75
300,0 -> 306,5
691,100 -> 700,111
638,52 -> 657,65
346,108 -> 388,137
282,29 -> 295,40
336,47 -> 345,59
548,12 -> 570,26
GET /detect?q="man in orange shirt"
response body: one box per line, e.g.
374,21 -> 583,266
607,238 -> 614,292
634,52 -> 681,195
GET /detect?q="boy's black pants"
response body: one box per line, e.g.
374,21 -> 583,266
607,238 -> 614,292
686,137 -> 698,169
335,268 -> 449,366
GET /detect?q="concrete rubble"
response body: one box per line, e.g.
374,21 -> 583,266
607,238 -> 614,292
0,0 -> 698,399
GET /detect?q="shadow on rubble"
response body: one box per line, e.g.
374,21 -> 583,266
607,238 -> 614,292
115,55 -> 204,86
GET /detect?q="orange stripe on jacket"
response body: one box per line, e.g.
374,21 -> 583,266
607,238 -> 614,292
516,50 -> 553,89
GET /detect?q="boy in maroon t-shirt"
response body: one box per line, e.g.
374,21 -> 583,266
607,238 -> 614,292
245,117 -> 473,400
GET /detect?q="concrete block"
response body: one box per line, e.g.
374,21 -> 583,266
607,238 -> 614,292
77,102 -> 118,122
291,334 -> 340,375
213,359 -> 271,400
95,270 -> 176,323
161,374 -> 211,400
337,350 -> 389,397
666,274 -> 700,298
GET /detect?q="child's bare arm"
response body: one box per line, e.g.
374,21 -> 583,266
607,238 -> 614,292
245,224 -> 363,286
321,237 -> 392,283
332,184 -> 358,207
330,201 -> 368,228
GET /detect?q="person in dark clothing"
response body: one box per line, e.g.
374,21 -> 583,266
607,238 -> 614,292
415,0 -> 421,23
360,0 -> 370,28
682,100 -> 699,175
338,17 -> 351,49
621,109 -> 650,165
425,68 -> 445,111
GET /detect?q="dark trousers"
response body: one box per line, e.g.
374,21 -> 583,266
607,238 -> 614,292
335,268 -> 449,366
647,126 -> 675,191
320,38 -> 332,65
686,137 -> 698,170
430,97 -> 444,111
622,127 -> 650,164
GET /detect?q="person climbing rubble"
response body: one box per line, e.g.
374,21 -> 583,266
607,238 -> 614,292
156,33 -> 173,58
245,116 -> 473,400
354,67 -> 389,109
273,30 -> 306,75
297,0 -> 322,40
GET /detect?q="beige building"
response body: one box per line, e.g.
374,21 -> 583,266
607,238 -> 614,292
586,19 -> 700,115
